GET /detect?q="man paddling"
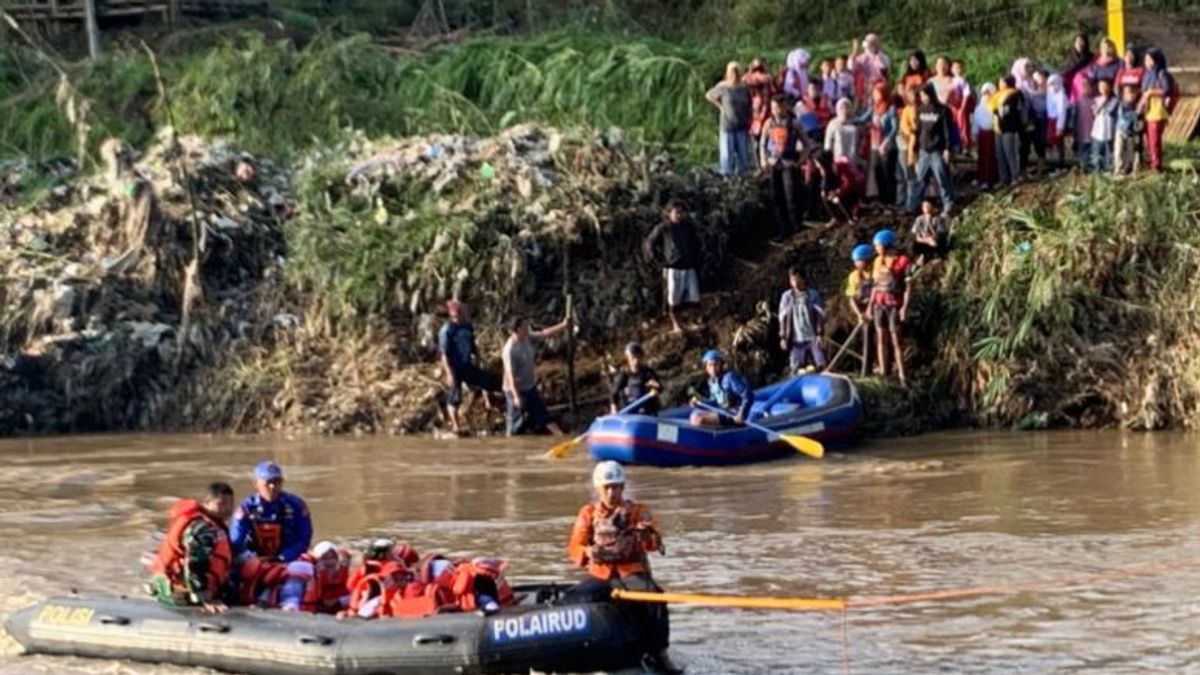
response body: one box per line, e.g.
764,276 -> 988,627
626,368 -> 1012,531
230,461 -> 313,563
566,461 -> 681,674
688,350 -> 753,427
609,341 -> 662,415
147,482 -> 236,613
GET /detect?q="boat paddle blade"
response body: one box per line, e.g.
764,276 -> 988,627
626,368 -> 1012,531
544,434 -> 585,460
779,434 -> 825,459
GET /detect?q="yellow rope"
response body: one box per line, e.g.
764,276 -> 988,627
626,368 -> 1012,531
611,588 -> 847,611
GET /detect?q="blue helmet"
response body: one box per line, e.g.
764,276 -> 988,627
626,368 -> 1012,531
851,244 -> 874,262
873,229 -> 898,248
701,349 -> 725,364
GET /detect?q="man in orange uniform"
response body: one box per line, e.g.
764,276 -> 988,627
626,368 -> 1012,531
146,482 -> 236,613
567,461 -> 681,674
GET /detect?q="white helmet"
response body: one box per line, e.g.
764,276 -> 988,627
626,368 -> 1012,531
592,461 -> 626,488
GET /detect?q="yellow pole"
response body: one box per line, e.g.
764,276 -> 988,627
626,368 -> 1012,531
1108,0 -> 1126,51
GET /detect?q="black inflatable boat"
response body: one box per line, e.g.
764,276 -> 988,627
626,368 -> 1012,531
5,584 -> 646,674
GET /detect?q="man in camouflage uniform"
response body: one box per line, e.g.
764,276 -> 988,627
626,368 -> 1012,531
147,482 -> 236,613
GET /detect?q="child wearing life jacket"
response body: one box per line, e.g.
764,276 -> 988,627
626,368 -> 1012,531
844,244 -> 875,376
868,229 -> 912,386
276,541 -> 352,614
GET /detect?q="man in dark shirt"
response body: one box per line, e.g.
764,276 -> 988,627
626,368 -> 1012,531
438,299 -> 498,433
609,342 -> 662,415
643,200 -> 702,334
905,82 -> 956,215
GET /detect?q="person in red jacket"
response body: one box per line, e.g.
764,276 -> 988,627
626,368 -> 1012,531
146,482 -> 236,613
566,462 -> 680,674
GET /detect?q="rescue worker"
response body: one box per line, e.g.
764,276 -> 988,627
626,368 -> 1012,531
867,229 -> 912,386
566,462 -> 680,674
688,350 -> 754,427
230,461 -> 313,563
147,482 -> 235,613
609,341 -> 663,415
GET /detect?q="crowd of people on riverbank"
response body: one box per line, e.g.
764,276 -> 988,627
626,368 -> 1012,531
431,31 -> 1181,439
146,459 -> 681,672
706,32 -> 1180,227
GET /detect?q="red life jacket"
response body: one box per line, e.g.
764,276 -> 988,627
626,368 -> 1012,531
236,556 -> 289,607
150,499 -> 232,600
252,522 -> 283,560
447,557 -> 514,612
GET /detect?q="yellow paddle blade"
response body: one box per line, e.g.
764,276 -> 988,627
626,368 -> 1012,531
543,433 -> 586,460
779,434 -> 824,459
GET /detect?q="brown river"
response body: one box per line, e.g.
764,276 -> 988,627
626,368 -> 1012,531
2,430 -> 1200,674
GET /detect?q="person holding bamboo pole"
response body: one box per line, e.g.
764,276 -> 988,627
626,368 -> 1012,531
566,462 -> 680,674
501,316 -> 568,436
868,229 -> 912,386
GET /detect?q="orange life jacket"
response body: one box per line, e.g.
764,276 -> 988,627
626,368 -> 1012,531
150,499 -> 233,600
568,499 -> 660,580
237,555 -> 290,607
447,557 -> 514,612
296,549 -> 351,613
347,561 -> 414,618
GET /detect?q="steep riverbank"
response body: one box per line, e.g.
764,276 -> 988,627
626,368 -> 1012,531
3,123 -> 1198,437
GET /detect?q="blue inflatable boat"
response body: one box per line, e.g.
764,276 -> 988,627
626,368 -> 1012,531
586,374 -> 862,467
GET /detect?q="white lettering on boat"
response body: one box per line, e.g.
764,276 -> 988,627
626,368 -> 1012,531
490,607 -> 589,643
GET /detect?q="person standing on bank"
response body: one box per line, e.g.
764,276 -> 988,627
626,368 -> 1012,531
567,461 -> 680,674
502,315 -> 569,436
439,298 -> 498,434
643,200 -> 702,334
705,61 -> 752,177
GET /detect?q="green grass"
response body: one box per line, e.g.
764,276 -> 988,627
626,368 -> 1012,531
934,173 -> 1200,426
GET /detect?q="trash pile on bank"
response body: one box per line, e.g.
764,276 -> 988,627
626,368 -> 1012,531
0,124 -> 765,435
0,129 -> 289,434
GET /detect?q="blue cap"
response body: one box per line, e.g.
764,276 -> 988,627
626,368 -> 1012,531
702,349 -> 724,364
873,229 -> 897,248
253,461 -> 283,482
624,341 -> 644,357
851,244 -> 874,262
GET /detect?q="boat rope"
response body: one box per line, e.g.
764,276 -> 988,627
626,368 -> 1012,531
610,555 -> 1200,675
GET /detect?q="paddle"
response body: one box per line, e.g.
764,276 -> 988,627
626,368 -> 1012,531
691,401 -> 824,459
543,391 -> 658,460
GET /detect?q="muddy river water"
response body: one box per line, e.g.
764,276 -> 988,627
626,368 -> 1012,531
2,430 -> 1199,674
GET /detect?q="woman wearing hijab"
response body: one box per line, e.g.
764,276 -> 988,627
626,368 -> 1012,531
850,33 -> 891,103
972,82 -> 999,188
1010,58 -> 1037,95
782,49 -> 812,100
1139,47 -> 1176,172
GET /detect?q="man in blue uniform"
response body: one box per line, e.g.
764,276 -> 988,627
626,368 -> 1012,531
230,461 -> 313,563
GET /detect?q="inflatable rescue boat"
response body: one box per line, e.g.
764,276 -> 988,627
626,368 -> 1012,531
5,584 -> 647,675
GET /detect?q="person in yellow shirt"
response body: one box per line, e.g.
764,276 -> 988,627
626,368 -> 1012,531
1138,47 -> 1175,172
844,244 -> 874,376
896,84 -> 920,209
